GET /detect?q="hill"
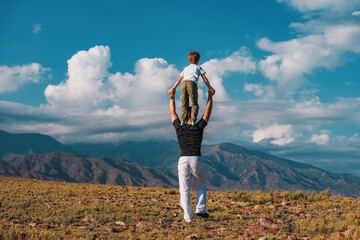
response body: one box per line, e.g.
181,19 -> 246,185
0,158 -> 20,177
71,141 -> 360,198
2,130 -> 360,197
202,143 -> 360,197
0,176 -> 359,239
5,151 -> 177,188
0,130 -> 75,158
70,140 -> 180,171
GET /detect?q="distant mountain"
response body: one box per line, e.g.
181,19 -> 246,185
70,140 -> 180,172
201,143 -> 360,197
2,130 -> 360,197
72,141 -> 360,197
5,151 -> 177,188
0,130 -> 75,158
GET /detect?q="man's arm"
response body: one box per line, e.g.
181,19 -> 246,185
169,89 -> 178,123
202,89 -> 214,123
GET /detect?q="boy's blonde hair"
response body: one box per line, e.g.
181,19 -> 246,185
188,51 -> 200,64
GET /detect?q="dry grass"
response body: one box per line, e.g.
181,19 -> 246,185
0,176 -> 359,239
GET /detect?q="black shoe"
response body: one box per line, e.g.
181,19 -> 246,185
196,212 -> 209,218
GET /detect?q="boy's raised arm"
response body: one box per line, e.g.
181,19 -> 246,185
169,76 -> 184,93
201,74 -> 215,94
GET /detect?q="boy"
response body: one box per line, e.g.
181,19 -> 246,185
168,51 -> 215,125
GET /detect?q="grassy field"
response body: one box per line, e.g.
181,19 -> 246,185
0,176 -> 359,240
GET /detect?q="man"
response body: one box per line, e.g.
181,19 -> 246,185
168,88 -> 214,223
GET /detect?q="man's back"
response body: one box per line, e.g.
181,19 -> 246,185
173,118 -> 207,157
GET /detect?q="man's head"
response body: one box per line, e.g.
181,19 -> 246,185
188,51 -> 200,64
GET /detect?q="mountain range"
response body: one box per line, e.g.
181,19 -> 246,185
1,130 -> 360,197
5,151 -> 177,188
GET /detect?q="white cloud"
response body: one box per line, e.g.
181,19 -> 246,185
310,130 -> 330,145
33,23 -> 42,34
257,24 -> 360,95
250,123 -> 297,146
38,46 -> 257,142
44,45 -> 111,112
201,48 -> 256,101
257,0 -> 360,97
353,11 -> 360,16
244,83 -> 265,96
108,57 -> 178,110
1,45 -> 358,147
277,0 -> 360,13
0,63 -> 49,93
324,25 -> 360,52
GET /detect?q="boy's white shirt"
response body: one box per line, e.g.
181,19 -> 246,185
180,64 -> 205,85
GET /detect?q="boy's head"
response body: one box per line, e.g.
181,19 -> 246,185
188,51 -> 200,64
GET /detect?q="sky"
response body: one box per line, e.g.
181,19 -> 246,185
1,0 -> 360,176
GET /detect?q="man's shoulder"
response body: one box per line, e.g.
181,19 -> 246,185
173,118 -> 181,128
197,118 -> 207,129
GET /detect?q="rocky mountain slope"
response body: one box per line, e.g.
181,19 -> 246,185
201,143 -> 360,197
2,130 -> 360,197
5,151 -> 177,188
71,141 -> 360,197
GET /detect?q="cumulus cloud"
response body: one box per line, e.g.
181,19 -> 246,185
0,63 -> 49,93
324,25 -> 360,52
108,57 -> 178,110
201,48 -> 256,101
36,45 -> 257,142
257,24 -> 360,94
45,45 -> 112,112
44,45 -> 256,115
33,23 -> 42,34
244,83 -> 265,96
310,131 -> 330,145
249,123 -> 297,146
353,11 -> 360,16
277,0 -> 360,13
256,0 -> 360,97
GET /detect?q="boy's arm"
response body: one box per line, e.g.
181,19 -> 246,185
172,76 -> 184,90
169,90 -> 178,123
201,74 -> 215,92
202,89 -> 214,123
168,76 -> 183,96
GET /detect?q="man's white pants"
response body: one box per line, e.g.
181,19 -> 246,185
178,156 -> 207,222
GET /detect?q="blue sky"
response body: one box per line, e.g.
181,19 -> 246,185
1,0 -> 360,176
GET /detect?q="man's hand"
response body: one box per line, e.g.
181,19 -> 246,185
208,88 -> 215,98
168,88 -> 175,96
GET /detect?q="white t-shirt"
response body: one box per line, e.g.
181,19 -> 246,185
180,64 -> 206,85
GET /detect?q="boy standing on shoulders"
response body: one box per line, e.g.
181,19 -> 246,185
168,51 -> 215,125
